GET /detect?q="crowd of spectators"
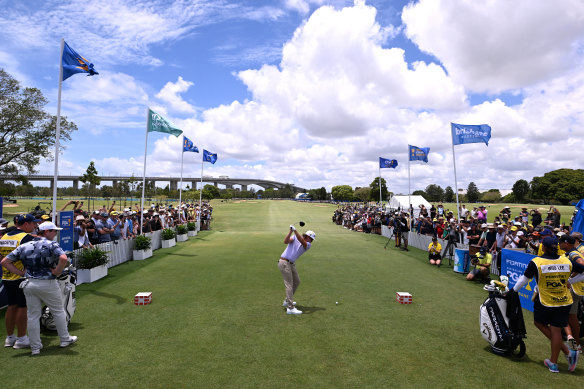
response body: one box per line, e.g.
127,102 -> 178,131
331,204 -> 386,234
1,200 -> 213,250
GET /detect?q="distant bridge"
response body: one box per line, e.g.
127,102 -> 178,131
0,175 -> 304,193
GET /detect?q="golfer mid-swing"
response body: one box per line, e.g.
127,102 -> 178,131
279,225 -> 316,315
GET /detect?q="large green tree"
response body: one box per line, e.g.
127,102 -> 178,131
0,69 -> 77,174
369,177 -> 389,201
331,185 -> 354,201
466,182 -> 480,203
354,187 -> 371,202
531,169 -> 584,204
444,186 -> 455,202
512,179 -> 530,202
425,184 -> 444,202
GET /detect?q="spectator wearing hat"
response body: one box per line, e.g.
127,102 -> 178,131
558,235 -> 584,354
96,212 -> 112,243
74,215 -> 93,249
477,206 -> 488,224
511,236 -> 579,373
494,225 -> 506,250
467,246 -> 492,282
428,237 -> 442,267
570,232 -> 584,255
0,214 -> 39,349
1,221 -> 77,355
107,212 -> 121,242
536,229 -> 565,257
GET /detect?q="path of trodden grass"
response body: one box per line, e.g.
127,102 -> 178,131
0,200 -> 580,388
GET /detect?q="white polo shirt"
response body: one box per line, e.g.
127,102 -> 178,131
280,236 -> 311,263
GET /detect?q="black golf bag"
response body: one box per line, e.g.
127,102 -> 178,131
479,289 -> 526,357
41,266 -> 77,330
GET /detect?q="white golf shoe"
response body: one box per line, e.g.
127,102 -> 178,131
287,307 -> 302,315
282,300 -> 297,307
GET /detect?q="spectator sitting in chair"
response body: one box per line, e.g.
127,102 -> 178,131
428,237 -> 442,267
467,246 -> 492,282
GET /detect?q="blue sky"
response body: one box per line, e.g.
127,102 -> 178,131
1,0 -> 583,194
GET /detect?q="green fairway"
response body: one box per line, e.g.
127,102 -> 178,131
0,200 -> 581,387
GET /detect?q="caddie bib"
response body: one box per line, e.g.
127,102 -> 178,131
532,256 -> 572,307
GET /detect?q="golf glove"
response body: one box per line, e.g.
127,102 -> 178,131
290,225 -> 296,231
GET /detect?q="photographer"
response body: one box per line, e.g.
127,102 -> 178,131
428,237 -> 442,267
398,212 -> 409,251
466,246 -> 492,282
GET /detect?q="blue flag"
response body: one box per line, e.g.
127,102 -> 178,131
203,150 -> 217,164
409,145 -> 430,163
572,200 -> 584,235
183,136 -> 199,153
379,157 -> 398,169
451,123 -> 491,146
62,41 -> 98,81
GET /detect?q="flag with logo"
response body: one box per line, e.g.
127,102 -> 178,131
409,145 -> 430,163
379,157 -> 398,169
451,123 -> 491,146
62,41 -> 99,81
147,109 -> 183,137
203,150 -> 217,164
183,136 -> 199,153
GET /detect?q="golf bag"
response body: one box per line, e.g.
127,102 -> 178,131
479,288 -> 526,357
41,266 -> 77,330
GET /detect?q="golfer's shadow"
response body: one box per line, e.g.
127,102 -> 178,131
297,305 -> 326,314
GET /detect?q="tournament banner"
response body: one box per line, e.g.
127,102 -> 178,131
453,248 -> 470,274
58,211 -> 75,252
501,249 -> 536,312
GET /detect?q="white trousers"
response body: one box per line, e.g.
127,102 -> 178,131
23,279 -> 70,351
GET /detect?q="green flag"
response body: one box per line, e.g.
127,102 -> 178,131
147,108 -> 183,137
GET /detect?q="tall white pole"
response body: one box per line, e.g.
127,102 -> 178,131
179,135 -> 184,208
140,109 -> 149,234
451,140 -> 461,222
408,145 -> 411,216
199,155 -> 204,224
51,38 -> 65,223
378,166 -> 382,205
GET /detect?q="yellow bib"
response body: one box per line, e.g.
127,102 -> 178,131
567,250 -> 584,296
0,232 -> 28,280
532,256 -> 572,307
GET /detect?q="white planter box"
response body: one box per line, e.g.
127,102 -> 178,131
187,230 -> 197,237
133,248 -> 152,260
161,239 -> 176,248
176,234 -> 188,242
77,264 -> 108,285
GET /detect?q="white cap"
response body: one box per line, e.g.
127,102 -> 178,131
481,223 -> 488,228
38,221 -> 63,231
305,230 -> 316,240
517,231 -> 524,236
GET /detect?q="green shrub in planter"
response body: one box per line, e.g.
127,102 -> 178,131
176,224 -> 188,235
134,235 -> 152,250
187,222 -> 197,231
161,228 -> 176,240
76,247 -> 109,269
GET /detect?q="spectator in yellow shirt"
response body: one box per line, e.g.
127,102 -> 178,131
428,237 -> 442,267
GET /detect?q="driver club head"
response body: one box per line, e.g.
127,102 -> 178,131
299,221 -> 305,227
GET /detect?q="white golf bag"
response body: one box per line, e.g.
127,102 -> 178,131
479,285 -> 526,357
41,266 -> 76,330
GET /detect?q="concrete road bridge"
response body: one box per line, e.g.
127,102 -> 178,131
0,175 -> 304,193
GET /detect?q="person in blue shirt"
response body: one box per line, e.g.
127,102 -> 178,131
1,222 -> 78,355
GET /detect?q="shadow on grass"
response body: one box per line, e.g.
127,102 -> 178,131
297,305 -> 326,315
88,290 -> 126,304
480,345 -> 536,365
11,336 -> 80,358
167,253 -> 199,258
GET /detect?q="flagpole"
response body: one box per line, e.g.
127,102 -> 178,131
51,38 -> 65,223
408,145 -> 411,216
378,166 -> 382,205
140,108 -> 149,234
451,136 -> 461,222
179,135 -> 184,209
199,154 -> 204,225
